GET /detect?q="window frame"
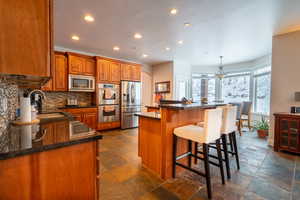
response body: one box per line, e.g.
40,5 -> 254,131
253,71 -> 271,115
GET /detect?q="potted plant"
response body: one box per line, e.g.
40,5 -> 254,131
253,117 -> 269,138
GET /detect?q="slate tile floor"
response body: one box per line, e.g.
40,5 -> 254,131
99,129 -> 300,200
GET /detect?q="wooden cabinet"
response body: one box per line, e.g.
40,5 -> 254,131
61,108 -> 97,129
68,53 -> 95,76
97,121 -> 120,131
96,58 -> 120,83
274,113 -> 300,153
121,64 -> 141,81
42,52 -> 67,91
0,0 -> 52,77
0,142 -> 98,200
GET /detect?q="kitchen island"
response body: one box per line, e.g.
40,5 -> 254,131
0,113 -> 102,200
136,103 -> 225,180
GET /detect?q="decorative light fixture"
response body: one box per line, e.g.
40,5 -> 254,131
215,56 -> 226,79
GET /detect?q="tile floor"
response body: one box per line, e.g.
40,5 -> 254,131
99,129 -> 300,200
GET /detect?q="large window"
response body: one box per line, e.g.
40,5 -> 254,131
221,72 -> 251,103
254,67 -> 271,115
192,75 -> 215,102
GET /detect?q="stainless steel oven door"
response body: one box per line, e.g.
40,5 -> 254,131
98,105 -> 120,123
69,75 -> 95,92
98,83 -> 120,105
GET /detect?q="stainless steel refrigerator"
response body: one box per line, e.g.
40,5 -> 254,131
121,81 -> 141,129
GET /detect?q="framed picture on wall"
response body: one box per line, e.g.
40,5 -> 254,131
155,81 -> 170,93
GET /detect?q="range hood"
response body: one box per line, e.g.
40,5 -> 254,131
0,74 -> 50,88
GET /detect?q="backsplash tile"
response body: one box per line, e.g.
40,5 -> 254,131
42,92 -> 92,112
0,78 -> 18,136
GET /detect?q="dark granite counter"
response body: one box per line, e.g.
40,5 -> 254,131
135,112 -> 161,120
0,113 -> 102,160
58,105 -> 97,109
145,105 -> 160,109
159,102 -> 227,110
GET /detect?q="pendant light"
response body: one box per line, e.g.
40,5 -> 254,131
215,56 -> 226,79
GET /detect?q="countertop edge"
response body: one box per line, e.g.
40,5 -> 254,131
135,113 -> 161,120
0,135 -> 103,161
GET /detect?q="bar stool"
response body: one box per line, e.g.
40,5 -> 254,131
195,105 -> 240,180
172,108 -> 224,199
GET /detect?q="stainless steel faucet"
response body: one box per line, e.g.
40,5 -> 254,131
28,89 -> 46,114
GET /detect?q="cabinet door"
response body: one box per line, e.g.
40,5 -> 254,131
53,54 -> 67,91
54,121 -> 69,143
279,118 -> 300,152
131,65 -> 141,81
41,123 -> 55,145
85,59 -> 96,76
121,64 -> 132,80
69,55 -> 85,74
97,59 -> 110,82
42,79 -> 53,91
110,62 -> 121,83
83,112 -> 97,129
72,113 -> 83,122
0,0 -> 51,77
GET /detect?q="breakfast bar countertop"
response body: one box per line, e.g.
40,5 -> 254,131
0,113 -> 102,161
135,112 -> 161,120
159,102 -> 226,110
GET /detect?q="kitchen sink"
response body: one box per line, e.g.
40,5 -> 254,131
37,113 -> 66,119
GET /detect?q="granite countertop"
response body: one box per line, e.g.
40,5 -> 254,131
159,102 -> 227,110
145,105 -> 160,109
135,112 -> 161,120
0,113 -> 102,160
58,105 -> 97,109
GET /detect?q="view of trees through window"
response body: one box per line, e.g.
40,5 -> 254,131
192,66 -> 271,115
221,74 -> 250,103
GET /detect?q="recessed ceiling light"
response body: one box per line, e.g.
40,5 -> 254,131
184,23 -> 191,27
134,33 -> 142,39
84,15 -> 94,22
178,40 -> 183,45
170,8 -> 178,15
113,46 -> 120,51
165,47 -> 170,51
71,35 -> 80,41
142,54 -> 148,58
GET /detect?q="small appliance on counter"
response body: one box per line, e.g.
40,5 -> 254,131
66,97 -> 78,107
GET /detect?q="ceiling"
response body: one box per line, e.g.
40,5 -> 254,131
54,0 -> 300,66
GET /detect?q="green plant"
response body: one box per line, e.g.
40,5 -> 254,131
253,117 -> 269,130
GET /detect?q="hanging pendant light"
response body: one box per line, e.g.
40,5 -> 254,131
215,56 -> 226,79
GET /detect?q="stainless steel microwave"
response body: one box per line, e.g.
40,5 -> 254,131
68,74 -> 95,92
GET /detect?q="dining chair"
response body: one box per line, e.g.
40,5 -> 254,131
229,102 -> 243,135
241,101 -> 252,131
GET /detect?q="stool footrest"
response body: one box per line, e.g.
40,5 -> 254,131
194,152 -> 222,168
175,162 -> 206,177
176,152 -> 192,161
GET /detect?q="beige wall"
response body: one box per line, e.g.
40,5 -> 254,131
152,62 -> 174,103
270,30 -> 300,145
141,71 -> 153,111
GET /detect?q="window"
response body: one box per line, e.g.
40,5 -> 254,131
192,74 -> 215,102
254,67 -> 271,114
221,72 -> 251,103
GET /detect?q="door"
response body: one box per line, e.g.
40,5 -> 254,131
98,83 -> 120,105
131,65 -> 141,81
110,62 -> 121,83
0,0 -> 51,77
42,79 -> 53,91
69,55 -> 85,74
97,59 -> 110,82
121,81 -> 141,106
85,58 -> 95,76
53,54 -> 67,91
279,118 -> 300,152
98,105 -> 120,123
54,121 -> 69,143
83,113 -> 97,129
121,64 -> 132,80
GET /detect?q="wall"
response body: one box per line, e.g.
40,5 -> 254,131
173,60 -> 192,100
269,30 -> 300,145
152,62 -> 174,103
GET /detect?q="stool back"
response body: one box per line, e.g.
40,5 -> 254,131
221,106 -> 237,134
203,108 -> 223,144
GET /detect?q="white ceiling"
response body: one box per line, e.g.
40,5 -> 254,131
54,0 -> 300,66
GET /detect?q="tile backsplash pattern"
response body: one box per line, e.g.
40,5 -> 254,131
0,78 -> 18,136
42,92 -> 92,112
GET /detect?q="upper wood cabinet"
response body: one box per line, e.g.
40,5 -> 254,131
68,53 -> 95,76
121,64 -> 141,81
0,0 -> 52,77
96,58 -> 120,83
42,52 -> 67,91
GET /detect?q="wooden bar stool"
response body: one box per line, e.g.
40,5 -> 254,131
172,108 -> 224,199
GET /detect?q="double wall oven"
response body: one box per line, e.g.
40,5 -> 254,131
98,83 -> 120,123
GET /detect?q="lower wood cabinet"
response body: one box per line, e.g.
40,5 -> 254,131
61,108 -> 97,129
0,142 -> 99,200
274,113 -> 300,153
97,121 -> 120,131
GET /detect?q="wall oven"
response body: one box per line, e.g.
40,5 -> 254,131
98,105 -> 120,123
69,74 -> 95,92
98,83 -> 120,105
